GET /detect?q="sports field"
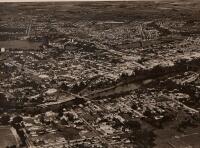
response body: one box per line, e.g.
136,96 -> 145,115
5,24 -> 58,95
0,126 -> 19,148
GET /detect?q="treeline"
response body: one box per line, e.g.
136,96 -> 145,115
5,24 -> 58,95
118,57 -> 200,84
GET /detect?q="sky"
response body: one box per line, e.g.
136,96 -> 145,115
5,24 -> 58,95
0,0 -> 168,2
0,0 -> 199,2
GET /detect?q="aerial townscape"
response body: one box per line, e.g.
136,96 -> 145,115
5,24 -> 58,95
0,0 -> 200,148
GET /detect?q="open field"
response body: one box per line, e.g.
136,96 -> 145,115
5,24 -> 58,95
0,126 -> 19,148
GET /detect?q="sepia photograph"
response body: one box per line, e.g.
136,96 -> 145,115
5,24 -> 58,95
0,0 -> 200,147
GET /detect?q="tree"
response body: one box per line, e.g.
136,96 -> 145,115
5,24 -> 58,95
0,114 -> 10,125
131,103 -> 138,110
143,109 -> 153,117
58,108 -> 63,117
124,120 -> 141,131
0,92 -> 8,108
133,129 -> 156,148
12,116 -> 23,124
